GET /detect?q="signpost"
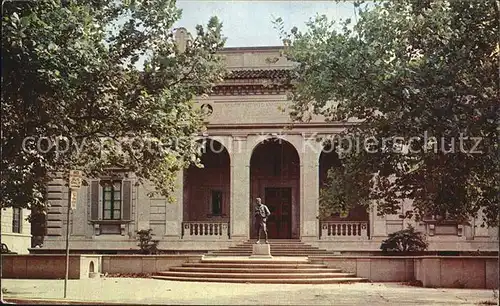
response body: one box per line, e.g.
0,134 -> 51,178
70,191 -> 78,210
69,170 -> 82,190
64,170 -> 82,298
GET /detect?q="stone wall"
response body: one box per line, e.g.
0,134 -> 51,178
197,95 -> 328,126
219,47 -> 294,70
310,256 -> 499,289
414,257 -> 499,289
2,255 -> 102,279
5,253 -> 497,289
101,255 -> 202,274
2,254 -> 201,278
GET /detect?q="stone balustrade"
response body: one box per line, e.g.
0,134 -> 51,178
320,221 -> 369,240
182,222 -> 230,240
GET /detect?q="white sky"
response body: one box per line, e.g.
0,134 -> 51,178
174,0 -> 360,47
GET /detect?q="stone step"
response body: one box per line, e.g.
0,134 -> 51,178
182,263 -> 328,268
157,271 -> 356,279
245,239 -> 302,241
209,252 -> 332,256
237,246 -> 318,248
246,239 -> 302,242
241,241 -> 311,244
210,254 -> 332,256
225,249 -> 325,252
228,249 -> 327,252
152,275 -> 368,284
153,246 -> 367,284
222,250 -> 327,253
214,249 -> 329,253
208,255 -> 332,257
170,267 -> 343,273
228,246 -> 322,250
240,243 -> 317,245
241,243 -> 306,246
200,258 -> 309,263
218,247 -> 325,251
241,242 -> 311,246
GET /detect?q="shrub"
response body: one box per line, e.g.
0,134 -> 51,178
380,225 -> 428,253
136,229 -> 159,255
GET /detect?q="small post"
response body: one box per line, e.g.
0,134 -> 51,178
64,188 -> 71,298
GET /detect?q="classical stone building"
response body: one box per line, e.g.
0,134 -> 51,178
41,46 -> 498,254
1,207 -> 31,254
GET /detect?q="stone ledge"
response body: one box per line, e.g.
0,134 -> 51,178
1,254 -> 102,279
311,255 -> 498,289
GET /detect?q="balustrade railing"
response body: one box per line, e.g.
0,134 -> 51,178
320,221 -> 369,240
182,222 -> 229,239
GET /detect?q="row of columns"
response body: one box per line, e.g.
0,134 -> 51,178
166,134 -> 323,240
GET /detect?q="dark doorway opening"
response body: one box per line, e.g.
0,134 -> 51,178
249,138 -> 300,239
264,187 -> 292,239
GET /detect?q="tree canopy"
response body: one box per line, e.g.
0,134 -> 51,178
2,0 -> 226,212
277,0 -> 499,226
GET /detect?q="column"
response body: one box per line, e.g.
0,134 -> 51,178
300,135 -> 320,240
474,210 -> 491,238
370,201 -> 387,239
136,181 -> 151,232
230,136 -> 250,240
164,170 -> 183,239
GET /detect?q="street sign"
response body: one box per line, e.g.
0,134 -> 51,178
69,170 -> 82,177
70,191 -> 78,210
69,170 -> 82,189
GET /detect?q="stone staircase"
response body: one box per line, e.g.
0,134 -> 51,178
207,239 -> 336,256
152,239 -> 368,284
153,257 -> 368,284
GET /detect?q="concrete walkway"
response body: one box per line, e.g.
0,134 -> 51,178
1,278 -> 498,305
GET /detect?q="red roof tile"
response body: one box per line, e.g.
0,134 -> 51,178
227,69 -> 291,79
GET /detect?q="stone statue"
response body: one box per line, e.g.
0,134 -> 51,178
254,197 -> 271,244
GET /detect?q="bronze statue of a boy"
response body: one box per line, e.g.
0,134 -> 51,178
254,197 -> 271,244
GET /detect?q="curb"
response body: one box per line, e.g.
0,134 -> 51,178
3,298 -> 142,305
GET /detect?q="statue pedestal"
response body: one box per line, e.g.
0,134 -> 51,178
250,244 -> 272,258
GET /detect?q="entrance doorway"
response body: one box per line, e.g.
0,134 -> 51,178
249,138 -> 300,239
264,187 -> 292,239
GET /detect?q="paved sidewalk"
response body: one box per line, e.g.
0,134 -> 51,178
1,278 -> 498,305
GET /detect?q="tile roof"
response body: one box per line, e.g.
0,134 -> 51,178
227,69 -> 291,79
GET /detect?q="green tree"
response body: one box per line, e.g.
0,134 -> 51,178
2,0 -> 226,212
277,0 -> 499,226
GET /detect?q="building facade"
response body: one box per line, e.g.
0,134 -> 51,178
41,47 -> 498,253
1,207 -> 31,254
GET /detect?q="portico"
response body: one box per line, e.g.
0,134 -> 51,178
176,130 -> 369,243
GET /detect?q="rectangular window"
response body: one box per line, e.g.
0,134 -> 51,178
102,181 -> 122,220
12,208 -> 21,233
211,190 -> 223,216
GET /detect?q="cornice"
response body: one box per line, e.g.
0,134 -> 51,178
212,84 -> 292,96
206,122 -> 358,129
